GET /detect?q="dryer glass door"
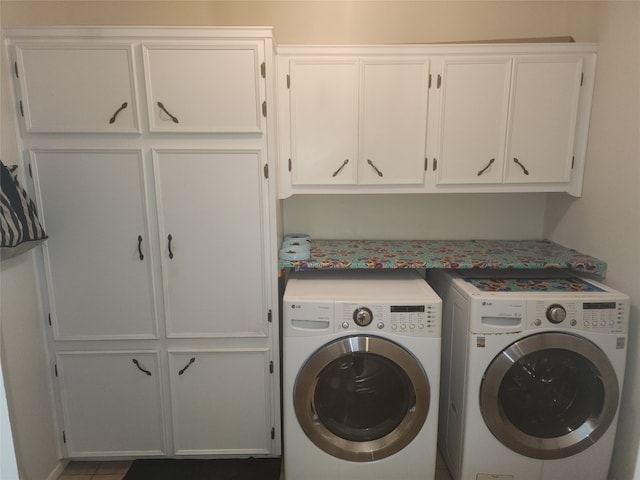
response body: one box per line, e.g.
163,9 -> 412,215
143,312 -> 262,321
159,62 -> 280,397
294,335 -> 430,462
480,332 -> 619,459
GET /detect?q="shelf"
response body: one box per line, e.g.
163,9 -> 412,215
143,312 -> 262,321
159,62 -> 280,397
278,239 -> 607,278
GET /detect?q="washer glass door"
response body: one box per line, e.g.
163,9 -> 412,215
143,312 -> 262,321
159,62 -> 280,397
294,335 -> 430,462
480,332 -> 619,459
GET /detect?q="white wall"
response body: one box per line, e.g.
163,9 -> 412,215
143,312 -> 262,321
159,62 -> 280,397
283,193 -> 546,240
546,3 -> 640,478
0,12 -> 62,477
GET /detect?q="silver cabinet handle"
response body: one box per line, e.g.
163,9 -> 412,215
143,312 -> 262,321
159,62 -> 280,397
332,159 -> 349,177
477,158 -> 495,176
367,159 -> 383,177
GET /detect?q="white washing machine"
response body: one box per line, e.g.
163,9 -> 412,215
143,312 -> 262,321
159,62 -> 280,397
282,269 -> 442,480
428,269 -> 630,480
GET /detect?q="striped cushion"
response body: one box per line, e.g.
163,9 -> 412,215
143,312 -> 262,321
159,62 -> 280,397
1,160 -> 47,259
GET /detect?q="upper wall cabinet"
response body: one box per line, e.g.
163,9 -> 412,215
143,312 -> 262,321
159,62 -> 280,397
277,44 -> 596,198
142,42 -> 266,133
435,55 -> 584,186
281,51 -> 430,193
12,43 -> 140,133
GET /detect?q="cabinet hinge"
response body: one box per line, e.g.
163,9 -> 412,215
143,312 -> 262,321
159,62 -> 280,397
271,427 -> 275,440
13,61 -> 19,78
62,431 -> 66,443
261,62 -> 266,79
54,364 -> 58,377
428,73 -> 432,88
571,156 -> 575,169
424,158 -> 428,171
19,100 -> 24,117
263,163 -> 269,179
269,361 -> 274,374
437,74 -> 442,88
286,74 -> 290,89
288,158 -> 292,172
580,72 -> 584,86
28,162 -> 33,179
262,101 -> 267,118
48,313 -> 52,326
267,309 -> 272,323
433,158 -> 438,171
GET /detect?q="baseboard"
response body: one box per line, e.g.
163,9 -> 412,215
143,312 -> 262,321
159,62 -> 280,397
44,459 -> 68,480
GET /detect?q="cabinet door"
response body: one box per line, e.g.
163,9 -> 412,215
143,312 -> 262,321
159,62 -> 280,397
504,57 -> 583,184
153,150 -> 268,337
435,57 -> 512,184
359,59 -> 429,184
57,351 -> 165,457
169,349 -> 273,455
143,43 -> 264,133
14,44 -> 139,133
289,60 -> 358,185
32,150 -> 158,340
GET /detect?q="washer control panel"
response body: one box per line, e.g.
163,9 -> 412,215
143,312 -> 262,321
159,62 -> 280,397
337,302 -> 440,337
531,299 -> 628,334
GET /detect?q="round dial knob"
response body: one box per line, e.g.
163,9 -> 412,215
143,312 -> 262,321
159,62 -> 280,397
353,307 -> 373,327
546,304 -> 567,324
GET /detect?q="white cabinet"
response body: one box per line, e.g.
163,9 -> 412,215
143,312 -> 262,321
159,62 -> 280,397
143,43 -> 265,133
435,55 -> 585,188
57,351 -> 165,457
504,57 -> 583,184
169,349 -> 273,455
32,149 -> 158,340
6,27 -> 279,460
360,60 -> 430,184
278,44 -> 595,198
13,43 -> 139,133
289,60 -> 358,185
435,57 -> 511,184
285,56 -> 429,187
153,149 -> 269,338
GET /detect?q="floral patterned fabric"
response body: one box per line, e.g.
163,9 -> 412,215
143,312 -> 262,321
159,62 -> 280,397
278,239 -> 606,278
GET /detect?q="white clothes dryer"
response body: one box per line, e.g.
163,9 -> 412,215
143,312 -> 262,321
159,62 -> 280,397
428,269 -> 630,480
283,269 -> 442,480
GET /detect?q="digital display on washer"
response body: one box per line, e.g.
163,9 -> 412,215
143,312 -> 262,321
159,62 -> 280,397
583,302 -> 617,310
390,306 -> 425,313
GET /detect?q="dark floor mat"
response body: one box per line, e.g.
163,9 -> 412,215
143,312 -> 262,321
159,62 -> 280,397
123,457 -> 281,480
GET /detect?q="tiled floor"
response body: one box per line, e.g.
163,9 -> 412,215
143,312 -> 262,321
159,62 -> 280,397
57,461 -> 131,480
58,452 -> 453,480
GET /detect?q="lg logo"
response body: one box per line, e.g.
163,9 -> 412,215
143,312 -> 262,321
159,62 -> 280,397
482,301 -> 493,306
290,304 -> 301,309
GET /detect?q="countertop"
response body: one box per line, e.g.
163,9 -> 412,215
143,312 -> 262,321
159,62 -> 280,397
278,239 -> 607,278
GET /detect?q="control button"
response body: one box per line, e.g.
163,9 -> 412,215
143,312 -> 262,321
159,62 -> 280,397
570,319 -> 577,327
534,319 -> 542,326
353,307 -> 373,327
546,304 -> 567,324
400,324 -> 407,330
341,322 -> 350,329
391,324 -> 398,330
377,322 -> 385,330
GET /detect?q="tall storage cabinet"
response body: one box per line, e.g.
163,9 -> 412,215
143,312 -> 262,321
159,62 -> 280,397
5,27 -> 280,459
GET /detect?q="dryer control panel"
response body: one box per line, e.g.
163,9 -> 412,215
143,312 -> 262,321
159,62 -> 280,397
529,299 -> 629,334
